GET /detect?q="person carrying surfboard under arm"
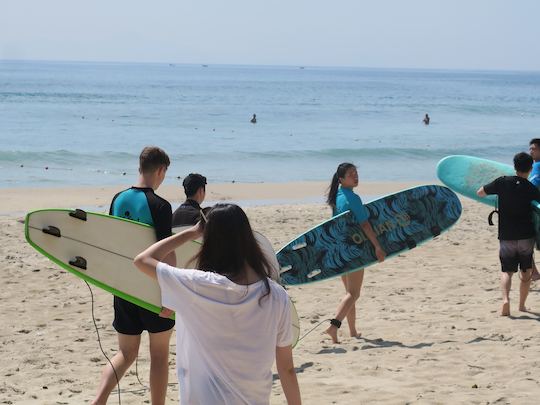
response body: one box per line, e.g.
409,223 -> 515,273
477,152 -> 540,317
527,138 -> 540,282
325,163 -> 386,344
134,203 -> 302,405
92,146 -> 176,405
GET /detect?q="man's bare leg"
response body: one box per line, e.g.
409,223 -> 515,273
148,329 -> 174,405
519,268 -> 533,312
501,272 -> 512,316
92,333 -> 141,405
531,261 -> 540,282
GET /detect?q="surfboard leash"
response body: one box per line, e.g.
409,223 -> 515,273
85,281 -> 122,405
85,281 -> 178,401
297,318 -> 333,343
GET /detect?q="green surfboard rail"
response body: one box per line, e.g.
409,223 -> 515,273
24,208 -> 188,317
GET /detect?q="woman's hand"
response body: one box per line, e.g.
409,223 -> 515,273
135,224 -> 204,279
375,246 -> 386,262
190,221 -> 205,239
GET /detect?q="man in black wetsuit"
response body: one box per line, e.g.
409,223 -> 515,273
172,173 -> 207,227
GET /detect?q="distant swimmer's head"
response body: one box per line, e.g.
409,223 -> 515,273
514,152 -> 533,174
183,173 -> 207,200
195,203 -> 272,295
327,162 -> 357,207
138,146 -> 170,187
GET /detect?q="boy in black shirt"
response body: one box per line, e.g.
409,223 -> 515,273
477,152 -> 540,316
172,173 -> 207,227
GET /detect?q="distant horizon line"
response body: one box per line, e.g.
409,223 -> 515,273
1,58 -> 539,74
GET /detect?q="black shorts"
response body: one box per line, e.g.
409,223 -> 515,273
113,296 -> 174,335
499,238 -> 535,273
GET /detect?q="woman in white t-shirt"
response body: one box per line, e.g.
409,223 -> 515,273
134,203 -> 301,405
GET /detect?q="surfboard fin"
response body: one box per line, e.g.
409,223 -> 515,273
69,209 -> 87,221
42,226 -> 61,238
405,239 -> 417,249
69,256 -> 87,270
307,269 -> 321,278
280,265 -> 293,274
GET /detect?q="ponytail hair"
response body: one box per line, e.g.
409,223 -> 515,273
326,162 -> 356,209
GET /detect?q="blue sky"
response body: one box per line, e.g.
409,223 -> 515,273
1,0 -> 539,70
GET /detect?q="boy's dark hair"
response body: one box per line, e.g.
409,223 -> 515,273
529,138 -> 540,148
183,173 -> 207,197
139,146 -> 170,174
514,152 -> 533,173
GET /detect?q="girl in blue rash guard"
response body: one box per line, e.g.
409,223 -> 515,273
324,163 -> 386,344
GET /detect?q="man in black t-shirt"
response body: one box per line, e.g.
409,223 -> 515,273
172,173 -> 207,227
477,152 -> 540,316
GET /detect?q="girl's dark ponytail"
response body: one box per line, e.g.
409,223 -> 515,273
326,172 -> 340,209
326,162 -> 356,209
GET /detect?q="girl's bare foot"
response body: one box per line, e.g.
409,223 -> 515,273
349,329 -> 361,338
325,326 -> 340,344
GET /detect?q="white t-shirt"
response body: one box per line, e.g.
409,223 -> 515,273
156,262 -> 293,405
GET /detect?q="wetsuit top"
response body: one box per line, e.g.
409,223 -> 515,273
483,176 -> 540,240
172,199 -> 202,227
110,187 -> 173,240
528,161 -> 540,188
333,187 -> 369,223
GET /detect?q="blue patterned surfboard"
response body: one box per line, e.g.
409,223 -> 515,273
437,155 -> 540,248
277,185 -> 462,285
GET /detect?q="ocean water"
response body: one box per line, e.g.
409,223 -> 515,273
1,60 -> 540,188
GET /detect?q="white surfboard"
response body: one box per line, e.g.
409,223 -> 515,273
26,209 -> 300,345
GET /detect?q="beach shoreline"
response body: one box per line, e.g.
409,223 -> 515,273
1,180 -> 424,216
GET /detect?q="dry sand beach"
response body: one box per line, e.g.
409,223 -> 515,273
1,181 -> 540,404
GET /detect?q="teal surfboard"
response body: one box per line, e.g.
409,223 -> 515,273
437,155 -> 540,247
436,155 -> 514,207
277,185 -> 462,285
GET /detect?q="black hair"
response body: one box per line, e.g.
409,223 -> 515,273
183,173 -> 207,198
194,204 -> 271,301
326,163 -> 356,209
529,138 -> 540,148
139,146 -> 170,174
514,152 -> 533,173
